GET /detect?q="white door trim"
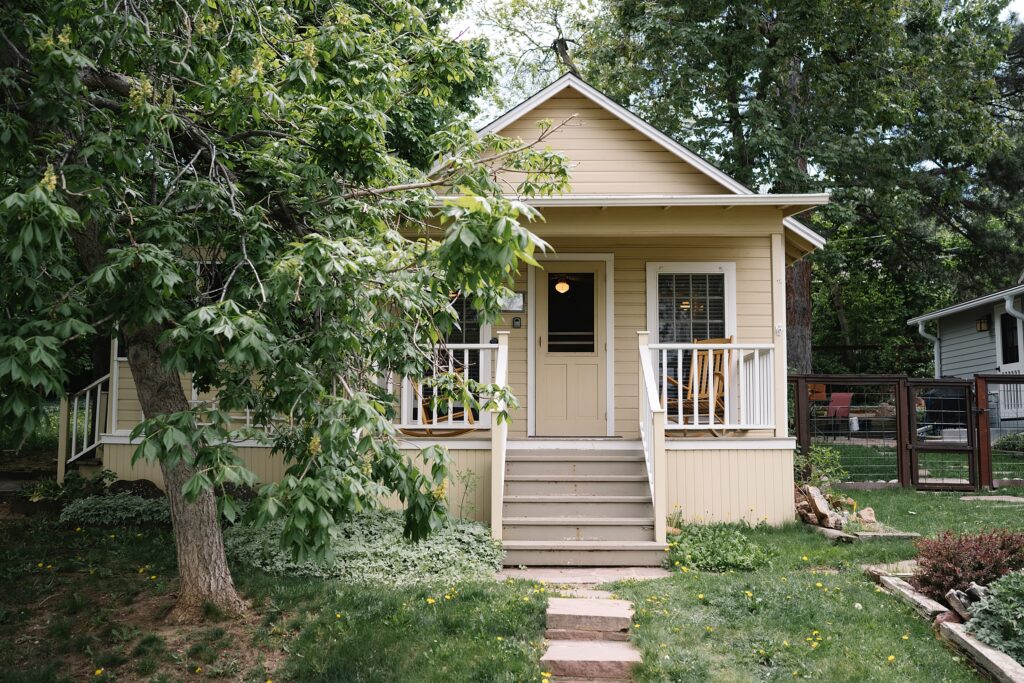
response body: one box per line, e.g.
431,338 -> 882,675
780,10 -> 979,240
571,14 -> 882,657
528,253 -> 615,437
645,262 -> 737,342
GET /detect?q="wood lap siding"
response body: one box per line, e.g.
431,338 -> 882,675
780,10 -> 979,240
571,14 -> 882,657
495,92 -> 730,195
664,447 -> 794,525
938,309 -> 999,378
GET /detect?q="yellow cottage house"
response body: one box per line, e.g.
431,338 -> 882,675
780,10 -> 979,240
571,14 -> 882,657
58,75 -> 827,566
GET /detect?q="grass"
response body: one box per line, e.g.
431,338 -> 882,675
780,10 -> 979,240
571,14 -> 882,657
610,487 -> 1024,682
4,488 -> 1024,681
821,441 -> 1024,482
0,516 -> 548,682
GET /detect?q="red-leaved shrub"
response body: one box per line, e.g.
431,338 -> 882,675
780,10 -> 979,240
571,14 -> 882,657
911,530 -> 1024,601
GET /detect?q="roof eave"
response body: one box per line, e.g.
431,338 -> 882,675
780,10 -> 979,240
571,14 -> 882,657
907,283 -> 1024,325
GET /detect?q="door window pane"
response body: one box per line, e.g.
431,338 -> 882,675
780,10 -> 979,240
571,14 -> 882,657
1002,312 -> 1020,365
548,272 -> 595,353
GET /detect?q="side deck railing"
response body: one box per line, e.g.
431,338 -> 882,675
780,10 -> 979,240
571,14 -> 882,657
58,373 -> 111,479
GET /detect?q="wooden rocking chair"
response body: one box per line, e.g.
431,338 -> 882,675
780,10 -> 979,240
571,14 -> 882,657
666,337 -> 732,435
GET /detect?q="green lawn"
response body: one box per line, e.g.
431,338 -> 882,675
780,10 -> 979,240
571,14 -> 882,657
610,487 -> 1024,682
3,488 -> 1023,681
821,441 -> 1024,482
0,518 -> 548,682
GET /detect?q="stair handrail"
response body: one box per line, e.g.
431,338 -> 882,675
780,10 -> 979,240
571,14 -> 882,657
490,331 -> 511,540
637,332 -> 667,544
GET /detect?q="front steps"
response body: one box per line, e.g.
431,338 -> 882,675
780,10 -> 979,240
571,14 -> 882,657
502,450 -> 664,567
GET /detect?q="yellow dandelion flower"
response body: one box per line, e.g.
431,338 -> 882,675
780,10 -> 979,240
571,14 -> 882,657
887,655 -> 895,663
335,613 -> 342,619
810,641 -> 819,649
149,575 -> 157,580
744,590 -> 753,598
697,594 -> 705,600
783,640 -> 789,647
496,636 -> 503,641
94,669 -> 104,677
195,667 -> 202,673
901,634 -> 909,640
425,597 -> 436,604
815,582 -> 823,588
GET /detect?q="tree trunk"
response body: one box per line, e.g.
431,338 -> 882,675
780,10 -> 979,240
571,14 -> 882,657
125,325 -> 246,623
786,259 -> 813,373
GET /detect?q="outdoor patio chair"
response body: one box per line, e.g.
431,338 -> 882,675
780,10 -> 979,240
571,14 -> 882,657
666,337 -> 732,435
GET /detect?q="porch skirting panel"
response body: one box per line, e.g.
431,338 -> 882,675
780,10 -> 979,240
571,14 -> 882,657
664,446 -> 794,526
96,444 -> 494,525
99,443 -> 288,488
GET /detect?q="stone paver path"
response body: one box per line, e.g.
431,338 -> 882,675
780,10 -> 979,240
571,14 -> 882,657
540,590 -> 644,681
961,495 -> 1024,504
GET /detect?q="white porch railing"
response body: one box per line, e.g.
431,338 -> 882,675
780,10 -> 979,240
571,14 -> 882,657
393,342 -> 500,431
59,373 -> 111,467
648,342 -> 775,431
637,332 -> 667,544
489,332 -> 510,540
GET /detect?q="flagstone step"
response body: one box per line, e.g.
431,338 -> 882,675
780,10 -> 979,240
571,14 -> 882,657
546,597 -> 633,633
540,640 -> 641,680
545,628 -> 630,642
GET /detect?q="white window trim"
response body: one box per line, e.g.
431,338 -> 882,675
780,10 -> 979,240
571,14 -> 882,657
995,301 -> 1024,370
645,262 -> 737,343
527,253 -> 615,437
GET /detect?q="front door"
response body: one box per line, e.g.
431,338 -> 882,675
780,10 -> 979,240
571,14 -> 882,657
536,261 -> 607,436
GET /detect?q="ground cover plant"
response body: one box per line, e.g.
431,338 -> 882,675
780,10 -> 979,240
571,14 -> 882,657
610,487 -> 1024,682
60,493 -> 172,528
968,571 -> 1024,665
0,514 -> 546,681
665,522 -> 774,573
225,509 -> 503,586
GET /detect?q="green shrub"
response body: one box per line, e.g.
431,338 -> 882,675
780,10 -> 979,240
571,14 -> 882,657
969,571 -> 1024,664
0,402 -> 60,454
21,470 -> 116,504
225,510 -> 502,585
993,432 -> 1024,454
60,494 -> 171,527
664,523 -> 773,573
794,444 -> 847,493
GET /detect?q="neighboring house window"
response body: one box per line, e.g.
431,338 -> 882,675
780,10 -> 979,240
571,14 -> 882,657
1001,312 -> 1020,365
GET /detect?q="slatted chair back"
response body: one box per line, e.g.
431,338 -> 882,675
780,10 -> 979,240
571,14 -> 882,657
686,337 -> 733,407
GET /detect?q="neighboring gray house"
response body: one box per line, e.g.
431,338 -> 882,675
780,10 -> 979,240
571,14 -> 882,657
908,273 -> 1024,419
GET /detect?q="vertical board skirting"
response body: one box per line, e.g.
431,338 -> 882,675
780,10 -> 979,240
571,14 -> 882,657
664,447 -> 794,525
98,444 -> 493,525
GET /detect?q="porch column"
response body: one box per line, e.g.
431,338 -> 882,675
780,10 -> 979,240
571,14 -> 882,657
770,233 -> 789,438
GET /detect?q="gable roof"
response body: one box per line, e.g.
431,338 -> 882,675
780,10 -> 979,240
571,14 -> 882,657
478,74 -> 827,252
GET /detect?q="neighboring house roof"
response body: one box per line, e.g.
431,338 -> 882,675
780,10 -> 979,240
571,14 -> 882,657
907,282 -> 1024,325
474,73 -> 828,254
